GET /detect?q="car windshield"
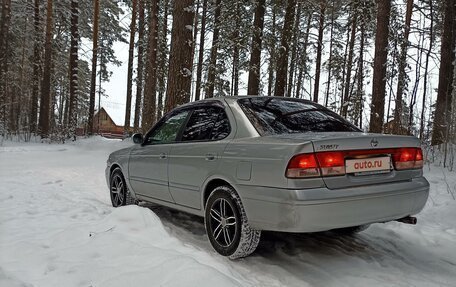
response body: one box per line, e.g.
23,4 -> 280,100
238,97 -> 361,136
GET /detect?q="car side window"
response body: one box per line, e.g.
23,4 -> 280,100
144,111 -> 190,144
210,109 -> 230,140
181,107 -> 230,142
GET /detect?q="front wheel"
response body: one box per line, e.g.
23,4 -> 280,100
110,168 -> 135,207
204,186 -> 261,259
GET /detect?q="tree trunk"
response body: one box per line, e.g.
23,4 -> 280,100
369,0 -> 391,133
420,0 -> 433,140
15,18 -> 28,133
157,0 -> 169,119
192,0 -> 200,66
68,0 -> 79,138
191,0 -> 200,99
30,0 -> 41,134
205,0 -> 221,98
87,0 -> 100,135
287,2 -> 301,98
431,0 -> 455,145
267,5 -> 277,97
164,0 -> 194,112
341,14 -> 357,117
194,0 -> 208,101
274,0 -> 297,97
295,14 -> 312,99
408,32 -> 424,133
0,0 -> 12,133
141,0 -> 159,132
324,0 -> 335,107
356,14 -> 366,129
247,0 -> 266,96
313,0 -> 326,103
38,0 -> 53,138
385,35 -> 400,134
124,0 -> 137,133
393,0 -> 414,135
230,2 -> 240,96
133,0 -> 145,132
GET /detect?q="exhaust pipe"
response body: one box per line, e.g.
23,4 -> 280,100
396,216 -> 417,225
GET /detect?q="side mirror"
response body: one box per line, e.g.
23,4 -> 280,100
132,133 -> 143,144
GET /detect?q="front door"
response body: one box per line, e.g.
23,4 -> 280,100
128,110 -> 190,203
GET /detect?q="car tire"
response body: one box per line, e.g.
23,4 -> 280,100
204,185 -> 261,259
110,168 -> 136,207
332,224 -> 370,235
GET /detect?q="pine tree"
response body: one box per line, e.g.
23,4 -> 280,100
38,0 -> 53,138
157,0 -> 170,119
313,0 -> 326,103
369,0 -> 391,133
29,0 -> 42,134
420,0 -> 434,140
393,0 -> 414,135
205,0 -> 221,98
295,12 -> 312,99
287,2 -> 302,99
0,0 -> 12,133
164,0 -> 195,112
87,0 -> 100,135
133,0 -> 145,132
194,0 -> 208,101
432,0 -> 455,145
341,12 -> 357,118
141,0 -> 159,132
266,2 -> 278,97
68,0 -> 79,138
246,0 -> 265,96
274,0 -> 297,97
124,0 -> 137,133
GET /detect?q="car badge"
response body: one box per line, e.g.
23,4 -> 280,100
370,138 -> 379,148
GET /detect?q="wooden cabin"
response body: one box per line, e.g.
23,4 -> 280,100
77,107 -> 125,138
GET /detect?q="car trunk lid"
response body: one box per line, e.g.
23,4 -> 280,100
271,132 -> 422,189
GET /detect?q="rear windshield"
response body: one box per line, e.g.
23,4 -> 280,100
238,97 -> 361,136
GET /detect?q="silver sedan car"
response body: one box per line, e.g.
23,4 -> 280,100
106,96 -> 429,259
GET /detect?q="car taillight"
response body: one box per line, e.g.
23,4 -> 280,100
286,147 -> 424,179
315,152 -> 346,176
393,147 -> 424,170
286,153 -> 320,178
286,152 -> 346,178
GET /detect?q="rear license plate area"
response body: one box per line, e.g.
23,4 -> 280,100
345,156 -> 391,175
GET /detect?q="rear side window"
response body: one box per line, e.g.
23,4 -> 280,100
238,97 -> 361,136
181,107 -> 230,141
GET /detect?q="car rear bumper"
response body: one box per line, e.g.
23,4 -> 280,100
239,177 -> 430,232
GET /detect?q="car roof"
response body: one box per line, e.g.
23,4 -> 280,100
179,95 -> 317,108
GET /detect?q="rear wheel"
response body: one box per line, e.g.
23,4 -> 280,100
204,185 -> 261,259
110,168 -> 135,207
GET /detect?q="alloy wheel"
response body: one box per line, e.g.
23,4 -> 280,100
110,174 -> 125,207
209,198 -> 237,247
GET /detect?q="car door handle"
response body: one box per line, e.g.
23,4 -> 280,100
159,153 -> 167,159
205,153 -> 216,161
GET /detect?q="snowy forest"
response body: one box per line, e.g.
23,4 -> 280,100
0,0 -> 455,162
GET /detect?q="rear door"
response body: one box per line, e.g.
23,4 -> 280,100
128,110 -> 190,202
168,106 -> 232,209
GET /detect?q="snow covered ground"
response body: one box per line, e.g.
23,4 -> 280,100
0,137 -> 455,287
